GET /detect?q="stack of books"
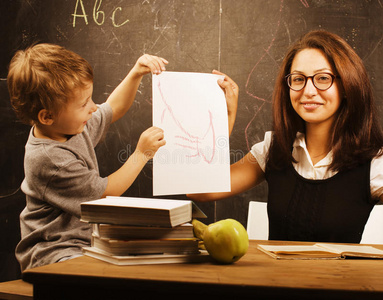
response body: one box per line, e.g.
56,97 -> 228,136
80,196 -> 209,265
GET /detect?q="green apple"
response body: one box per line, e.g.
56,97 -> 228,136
193,218 -> 249,264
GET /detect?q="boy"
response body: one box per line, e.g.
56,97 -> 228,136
7,43 -> 167,270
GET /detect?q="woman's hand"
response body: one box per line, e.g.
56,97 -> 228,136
213,70 -> 239,136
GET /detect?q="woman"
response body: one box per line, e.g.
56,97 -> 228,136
189,30 -> 383,243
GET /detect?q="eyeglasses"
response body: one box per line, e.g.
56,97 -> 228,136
285,72 -> 339,91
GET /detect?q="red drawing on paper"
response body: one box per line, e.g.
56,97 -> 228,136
157,80 -> 216,164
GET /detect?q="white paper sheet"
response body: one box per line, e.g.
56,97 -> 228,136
152,71 -> 231,196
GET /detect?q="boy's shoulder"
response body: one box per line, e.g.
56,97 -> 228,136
88,102 -> 113,128
25,130 -> 82,166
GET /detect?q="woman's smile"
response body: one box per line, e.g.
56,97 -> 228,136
301,101 -> 323,110
289,48 -> 342,127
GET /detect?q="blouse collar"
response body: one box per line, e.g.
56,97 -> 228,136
293,132 -> 333,168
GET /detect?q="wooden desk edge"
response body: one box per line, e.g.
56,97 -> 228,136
0,279 -> 33,300
21,271 -> 383,300
21,240 -> 383,300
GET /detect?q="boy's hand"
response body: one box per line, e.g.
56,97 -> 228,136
213,70 -> 239,136
135,126 -> 166,161
133,54 -> 169,76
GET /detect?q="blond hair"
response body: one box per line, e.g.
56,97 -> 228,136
7,43 -> 93,125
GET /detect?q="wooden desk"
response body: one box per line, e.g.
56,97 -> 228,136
0,280 -> 33,300
22,240 -> 383,300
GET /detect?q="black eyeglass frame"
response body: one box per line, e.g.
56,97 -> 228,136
285,72 -> 339,91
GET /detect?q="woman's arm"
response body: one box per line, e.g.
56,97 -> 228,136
187,152 -> 265,202
213,70 -> 239,136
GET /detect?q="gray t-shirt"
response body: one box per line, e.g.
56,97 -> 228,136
16,102 -> 113,271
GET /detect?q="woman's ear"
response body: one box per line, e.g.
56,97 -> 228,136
37,109 -> 54,125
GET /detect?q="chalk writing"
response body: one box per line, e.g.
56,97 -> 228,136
93,0 -> 104,25
72,0 -> 129,28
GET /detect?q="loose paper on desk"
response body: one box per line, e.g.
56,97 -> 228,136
152,71 -> 231,196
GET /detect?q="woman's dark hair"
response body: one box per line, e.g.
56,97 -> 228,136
267,30 -> 383,172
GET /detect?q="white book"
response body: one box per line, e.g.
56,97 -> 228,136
81,197 -> 205,227
91,234 -> 199,256
82,246 -> 210,266
92,223 -> 195,240
257,243 -> 383,260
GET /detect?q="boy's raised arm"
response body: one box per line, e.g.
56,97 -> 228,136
106,54 -> 168,123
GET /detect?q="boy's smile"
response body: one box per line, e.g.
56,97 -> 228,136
57,82 -> 97,138
34,82 -> 97,142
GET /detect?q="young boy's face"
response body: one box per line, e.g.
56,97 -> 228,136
52,81 -> 97,139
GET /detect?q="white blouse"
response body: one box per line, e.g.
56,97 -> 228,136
250,131 -> 383,200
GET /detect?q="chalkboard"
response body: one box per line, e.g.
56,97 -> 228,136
1,0 -> 383,281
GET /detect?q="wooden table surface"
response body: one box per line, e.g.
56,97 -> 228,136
23,240 -> 383,300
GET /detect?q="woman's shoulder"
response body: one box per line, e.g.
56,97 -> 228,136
370,151 -> 383,201
251,131 -> 304,150
249,131 -> 274,172
371,151 -> 383,168
250,131 -> 273,149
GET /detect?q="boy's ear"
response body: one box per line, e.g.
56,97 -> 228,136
38,109 -> 54,125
